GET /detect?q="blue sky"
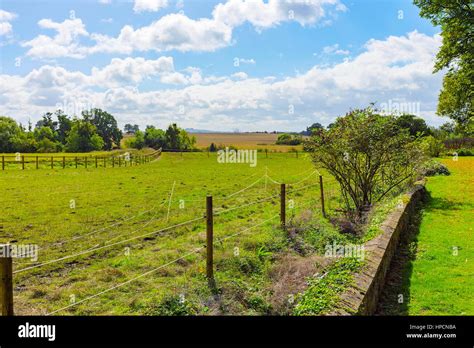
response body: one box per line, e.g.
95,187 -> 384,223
0,0 -> 445,131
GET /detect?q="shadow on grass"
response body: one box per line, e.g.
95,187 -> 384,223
375,193 -> 428,315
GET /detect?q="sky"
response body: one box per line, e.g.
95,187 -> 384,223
0,0 -> 446,132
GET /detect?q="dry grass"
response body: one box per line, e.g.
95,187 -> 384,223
193,133 -> 304,152
267,253 -> 331,314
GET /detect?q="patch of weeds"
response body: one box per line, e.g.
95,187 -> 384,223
142,295 -> 198,316
363,194 -> 408,242
245,294 -> 272,314
293,257 -> 363,315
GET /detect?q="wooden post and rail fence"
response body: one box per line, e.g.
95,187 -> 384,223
0,172 -> 326,315
0,149 -> 162,171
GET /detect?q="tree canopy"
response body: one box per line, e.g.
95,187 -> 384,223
414,0 -> 473,135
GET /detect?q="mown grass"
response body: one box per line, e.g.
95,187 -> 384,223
377,157 -> 473,315
1,151 -> 348,315
406,157 -> 474,315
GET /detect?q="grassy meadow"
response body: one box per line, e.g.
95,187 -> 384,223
1,151 -> 346,315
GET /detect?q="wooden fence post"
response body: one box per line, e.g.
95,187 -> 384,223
265,149 -> 268,158
280,184 -> 286,229
62,156 -> 65,169
206,196 -> 214,281
75,157 -> 78,168
95,156 -> 98,168
112,156 -> 115,168
319,175 -> 326,218
21,156 -> 25,170
119,156 -> 121,167
0,244 -> 14,316
50,156 -> 53,169
85,157 -> 88,169
1,156 -> 4,170
36,156 -> 39,169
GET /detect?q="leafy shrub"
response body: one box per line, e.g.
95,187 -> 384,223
420,135 -> 445,157
276,133 -> 302,145
457,148 -> 474,156
420,159 -> 450,176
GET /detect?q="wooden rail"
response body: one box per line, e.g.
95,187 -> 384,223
0,149 -> 162,171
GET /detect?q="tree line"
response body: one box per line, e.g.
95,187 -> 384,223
0,110 -> 196,153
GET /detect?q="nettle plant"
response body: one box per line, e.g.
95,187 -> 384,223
304,107 -> 426,218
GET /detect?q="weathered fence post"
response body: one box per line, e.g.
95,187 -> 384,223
36,156 -> 39,169
319,175 -> 326,218
50,156 -> 53,169
112,156 -> 115,168
206,196 -> 214,281
280,184 -> 286,229
75,156 -> 78,168
119,156 -> 121,167
0,244 -> 14,316
62,156 -> 65,169
265,149 -> 268,158
95,156 -> 98,168
21,156 -> 25,170
85,157 -> 88,169
1,156 -> 4,171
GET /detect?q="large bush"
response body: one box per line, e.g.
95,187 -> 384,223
304,107 -> 425,216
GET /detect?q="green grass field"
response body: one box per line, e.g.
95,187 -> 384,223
1,151 -> 346,315
407,157 -> 473,315
377,157 -> 473,315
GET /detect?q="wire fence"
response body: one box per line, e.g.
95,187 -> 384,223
0,163 -> 339,315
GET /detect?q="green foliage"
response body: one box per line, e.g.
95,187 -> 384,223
126,130 -> 146,149
276,133 -> 302,145
1,109 -> 121,153
414,0 -> 473,134
65,119 -> 104,152
83,108 -> 123,150
144,126 -> 166,149
293,257 -> 363,315
302,122 -> 324,136
127,123 -> 195,150
0,116 -> 23,152
304,106 -> 426,215
124,124 -> 140,134
143,295 -> 197,316
395,114 -> 431,137
420,135 -> 445,157
420,159 -> 451,176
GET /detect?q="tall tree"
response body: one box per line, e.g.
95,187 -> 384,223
82,108 -> 123,150
414,0 -> 473,135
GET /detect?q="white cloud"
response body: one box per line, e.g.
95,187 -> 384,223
1,31 -> 446,130
0,9 -> 16,36
232,72 -> 248,79
133,0 -> 168,13
21,18 -> 89,58
213,0 -> 345,29
99,0 -> 112,4
22,0 -> 345,58
322,43 -> 349,55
